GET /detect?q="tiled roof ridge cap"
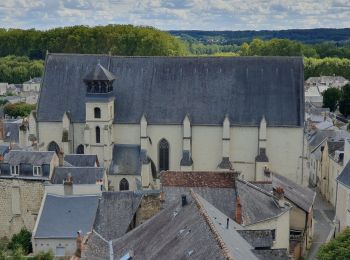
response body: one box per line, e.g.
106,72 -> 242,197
190,189 -> 233,260
47,53 -> 303,59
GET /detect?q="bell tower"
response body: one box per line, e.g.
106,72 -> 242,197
83,63 -> 115,169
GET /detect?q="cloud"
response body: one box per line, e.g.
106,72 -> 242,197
0,0 -> 349,30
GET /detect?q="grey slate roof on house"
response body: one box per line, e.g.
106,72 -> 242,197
37,54 -> 304,127
24,77 -> 42,84
85,192 -> 258,260
51,167 -> 104,185
3,150 -> 55,165
236,179 -> 289,225
0,145 -> 9,156
109,144 -> 141,175
64,154 -> 99,167
162,186 -> 236,218
273,173 -> 316,212
237,230 -> 273,249
306,129 -> 350,152
35,194 -> 99,238
83,63 -> 116,81
337,160 -> 350,189
93,191 -> 143,241
4,121 -> 20,143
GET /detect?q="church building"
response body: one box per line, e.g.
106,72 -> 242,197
30,54 -> 304,190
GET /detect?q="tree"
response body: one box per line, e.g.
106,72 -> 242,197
7,228 -> 32,255
4,102 -> 36,118
339,84 -> 350,117
317,228 -> 350,259
323,88 -> 341,111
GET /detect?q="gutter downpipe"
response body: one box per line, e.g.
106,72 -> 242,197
109,240 -> 113,260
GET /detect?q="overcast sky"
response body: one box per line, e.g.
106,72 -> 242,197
0,0 -> 349,31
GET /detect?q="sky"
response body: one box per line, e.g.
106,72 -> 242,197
0,0 -> 349,31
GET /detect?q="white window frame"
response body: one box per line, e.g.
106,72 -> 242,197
33,166 -> 42,176
10,165 -> 19,176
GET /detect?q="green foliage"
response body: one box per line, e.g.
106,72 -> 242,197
322,88 -> 341,112
4,102 -> 36,118
0,25 -> 188,59
339,84 -> 350,117
304,57 -> 350,80
0,56 -> 43,84
8,229 -> 32,255
32,250 -> 53,260
317,227 -> 350,259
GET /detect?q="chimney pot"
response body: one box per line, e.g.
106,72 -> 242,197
58,150 -> 64,167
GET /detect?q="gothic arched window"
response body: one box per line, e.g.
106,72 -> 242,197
159,139 -> 169,172
119,178 -> 129,191
96,126 -> 100,143
48,141 -> 60,154
76,144 -> 84,154
94,107 -> 101,119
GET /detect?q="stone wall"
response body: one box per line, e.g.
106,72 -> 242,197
161,171 -> 237,188
135,194 -> 161,226
0,178 -> 45,238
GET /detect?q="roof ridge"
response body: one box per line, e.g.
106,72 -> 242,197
237,179 -> 274,198
190,189 -> 233,260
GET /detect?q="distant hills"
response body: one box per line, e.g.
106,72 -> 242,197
169,28 -> 350,45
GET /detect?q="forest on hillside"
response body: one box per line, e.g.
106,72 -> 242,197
1,25 -> 350,83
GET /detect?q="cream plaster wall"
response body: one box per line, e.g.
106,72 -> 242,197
244,210 -> 290,250
33,238 -> 75,257
289,204 -> 307,230
336,183 -> 350,232
45,184 -> 103,195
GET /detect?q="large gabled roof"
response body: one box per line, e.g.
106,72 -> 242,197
37,54 -> 304,126
337,160 -> 350,189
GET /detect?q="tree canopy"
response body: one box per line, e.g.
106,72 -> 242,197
4,102 -> 36,118
323,88 -> 342,112
317,228 -> 350,260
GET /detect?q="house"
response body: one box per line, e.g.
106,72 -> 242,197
84,190 -> 288,260
271,173 -> 315,259
320,139 -> 345,206
0,150 -> 59,237
32,194 -> 99,257
305,76 -> 348,89
0,83 -> 8,96
335,158 -> 350,233
22,77 -> 41,92
161,171 -> 291,251
31,55 -> 305,189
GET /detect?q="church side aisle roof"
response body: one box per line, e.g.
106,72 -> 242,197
37,55 -> 304,127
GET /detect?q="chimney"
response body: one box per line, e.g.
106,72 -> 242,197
181,194 -> 187,207
226,218 -> 229,229
58,150 -> 64,167
273,186 -> 286,208
159,191 -> 165,202
235,196 -> 242,224
64,173 -> 73,195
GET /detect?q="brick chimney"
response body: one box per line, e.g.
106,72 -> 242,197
64,173 -> 73,195
273,186 -> 286,208
235,195 -> 242,224
58,150 -> 64,167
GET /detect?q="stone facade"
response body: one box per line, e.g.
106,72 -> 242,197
0,178 -> 45,238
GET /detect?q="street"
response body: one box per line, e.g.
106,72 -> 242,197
307,191 -> 335,260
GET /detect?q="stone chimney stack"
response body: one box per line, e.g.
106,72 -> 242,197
235,196 -> 242,224
58,150 -> 64,167
64,173 -> 73,195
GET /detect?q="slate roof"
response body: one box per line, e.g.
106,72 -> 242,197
273,173 -> 316,212
64,154 -> 99,167
109,144 -> 141,175
3,150 -> 55,165
237,230 -> 273,249
307,129 -> 350,152
23,77 -> 42,84
327,140 -> 344,158
34,194 -> 99,238
37,54 -> 304,127
337,160 -> 350,189
236,179 -> 290,225
0,145 -> 9,156
162,186 -> 236,218
51,167 -> 104,185
83,63 -> 116,81
85,191 -> 258,260
4,121 -> 20,143
93,191 -> 143,241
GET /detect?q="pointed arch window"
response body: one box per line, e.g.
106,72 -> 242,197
48,141 -> 60,154
159,139 -> 169,172
94,107 -> 101,119
96,126 -> 100,143
120,178 -> 129,191
76,144 -> 84,154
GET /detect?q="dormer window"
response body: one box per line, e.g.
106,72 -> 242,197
11,165 -> 19,176
33,166 -> 42,176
